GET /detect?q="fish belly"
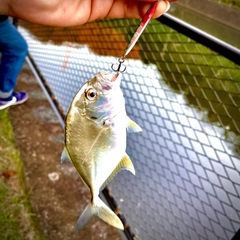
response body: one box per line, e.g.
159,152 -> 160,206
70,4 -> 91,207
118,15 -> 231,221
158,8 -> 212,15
66,111 -> 126,192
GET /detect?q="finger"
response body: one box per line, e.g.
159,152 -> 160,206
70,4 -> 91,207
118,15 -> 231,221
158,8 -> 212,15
140,1 -> 171,19
106,0 -> 172,20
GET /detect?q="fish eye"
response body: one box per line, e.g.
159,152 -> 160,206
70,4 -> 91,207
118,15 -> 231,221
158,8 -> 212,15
85,88 -> 97,101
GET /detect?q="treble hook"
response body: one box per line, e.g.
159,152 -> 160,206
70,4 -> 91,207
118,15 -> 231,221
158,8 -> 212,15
111,56 -> 126,73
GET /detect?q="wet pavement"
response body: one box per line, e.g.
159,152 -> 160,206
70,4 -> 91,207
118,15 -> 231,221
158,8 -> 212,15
9,62 -> 122,240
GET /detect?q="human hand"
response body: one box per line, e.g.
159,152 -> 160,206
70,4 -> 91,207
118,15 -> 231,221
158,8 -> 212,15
1,0 -> 175,26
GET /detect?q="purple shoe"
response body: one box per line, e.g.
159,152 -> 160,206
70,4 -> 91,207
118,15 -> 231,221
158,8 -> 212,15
0,92 -> 28,110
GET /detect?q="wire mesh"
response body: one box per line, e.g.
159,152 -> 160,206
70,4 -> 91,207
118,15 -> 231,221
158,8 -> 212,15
19,17 -> 240,240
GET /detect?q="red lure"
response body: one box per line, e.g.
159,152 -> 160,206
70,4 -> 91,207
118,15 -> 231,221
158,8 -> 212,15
112,1 -> 176,72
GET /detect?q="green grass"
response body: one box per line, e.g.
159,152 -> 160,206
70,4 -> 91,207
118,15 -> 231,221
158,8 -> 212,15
0,110 -> 44,240
0,182 -> 21,239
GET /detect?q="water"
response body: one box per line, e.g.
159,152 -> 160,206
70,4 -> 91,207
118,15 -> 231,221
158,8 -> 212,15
169,1 -> 240,49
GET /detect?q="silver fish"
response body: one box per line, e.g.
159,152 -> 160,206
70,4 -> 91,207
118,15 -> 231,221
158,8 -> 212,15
61,71 -> 142,230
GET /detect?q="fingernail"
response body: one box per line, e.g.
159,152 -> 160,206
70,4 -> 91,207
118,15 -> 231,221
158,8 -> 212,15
164,1 -> 171,13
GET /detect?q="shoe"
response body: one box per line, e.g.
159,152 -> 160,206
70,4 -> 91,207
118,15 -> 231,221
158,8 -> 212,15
0,92 -> 28,110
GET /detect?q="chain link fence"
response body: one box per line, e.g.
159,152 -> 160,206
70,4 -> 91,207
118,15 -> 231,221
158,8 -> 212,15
19,13 -> 240,240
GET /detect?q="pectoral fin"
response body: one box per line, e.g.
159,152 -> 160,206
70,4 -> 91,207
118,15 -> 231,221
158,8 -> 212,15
101,153 -> 135,190
127,116 -> 142,133
60,147 -> 71,164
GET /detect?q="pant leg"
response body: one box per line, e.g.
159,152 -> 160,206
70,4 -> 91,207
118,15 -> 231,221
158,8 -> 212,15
0,19 -> 28,98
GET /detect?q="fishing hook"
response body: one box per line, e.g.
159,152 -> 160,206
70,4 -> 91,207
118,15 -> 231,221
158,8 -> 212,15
111,57 -> 126,73
111,1 -> 158,73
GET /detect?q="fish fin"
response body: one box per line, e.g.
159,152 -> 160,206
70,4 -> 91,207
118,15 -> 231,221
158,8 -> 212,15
76,197 -> 124,231
100,153 -> 135,190
60,147 -> 71,164
118,153 -> 135,175
127,116 -> 142,133
75,202 -> 93,231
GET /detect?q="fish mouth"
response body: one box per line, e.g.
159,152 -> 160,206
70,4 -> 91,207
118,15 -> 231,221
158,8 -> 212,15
96,71 -> 122,89
110,72 -> 120,82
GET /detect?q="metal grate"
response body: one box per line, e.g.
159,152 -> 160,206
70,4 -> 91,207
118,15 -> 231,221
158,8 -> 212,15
19,15 -> 240,240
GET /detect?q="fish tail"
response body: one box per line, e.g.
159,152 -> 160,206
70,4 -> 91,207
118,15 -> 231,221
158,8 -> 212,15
75,197 -> 124,231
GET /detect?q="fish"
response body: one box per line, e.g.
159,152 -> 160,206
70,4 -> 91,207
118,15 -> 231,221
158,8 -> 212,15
61,71 -> 142,231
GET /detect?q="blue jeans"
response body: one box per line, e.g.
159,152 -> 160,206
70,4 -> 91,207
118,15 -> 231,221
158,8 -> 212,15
0,19 -> 28,98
